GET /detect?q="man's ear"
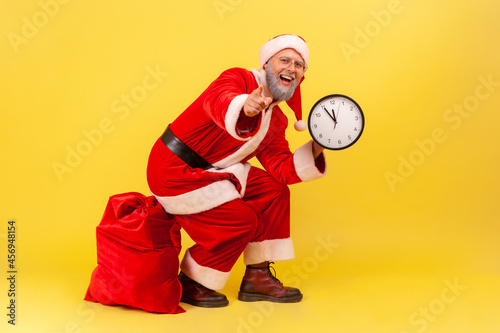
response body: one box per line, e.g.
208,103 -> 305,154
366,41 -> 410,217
263,62 -> 268,71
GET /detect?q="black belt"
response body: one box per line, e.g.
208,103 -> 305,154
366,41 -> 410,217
160,125 -> 215,170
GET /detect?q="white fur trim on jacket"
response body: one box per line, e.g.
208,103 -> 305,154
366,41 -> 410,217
225,94 -> 251,141
180,249 -> 231,291
153,180 -> 240,215
251,68 -> 267,90
153,162 -> 252,215
212,69 -> 277,169
243,237 -> 295,265
208,162 -> 252,197
293,140 -> 327,182
213,107 -> 273,169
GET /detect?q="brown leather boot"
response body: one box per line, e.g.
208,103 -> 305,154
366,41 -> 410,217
238,262 -> 303,303
178,271 -> 229,308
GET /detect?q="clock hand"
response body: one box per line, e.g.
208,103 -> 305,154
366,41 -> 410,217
322,105 -> 337,125
336,103 -> 341,122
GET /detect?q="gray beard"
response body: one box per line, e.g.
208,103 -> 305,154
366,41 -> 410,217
266,66 -> 299,102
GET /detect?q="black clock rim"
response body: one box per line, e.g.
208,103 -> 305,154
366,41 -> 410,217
307,94 -> 365,151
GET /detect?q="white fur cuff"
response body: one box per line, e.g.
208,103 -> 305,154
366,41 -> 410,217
243,238 -> 295,265
180,250 -> 231,291
293,140 -> 327,182
225,94 -> 251,141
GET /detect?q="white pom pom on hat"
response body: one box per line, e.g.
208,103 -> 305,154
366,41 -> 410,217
259,34 -> 309,131
294,119 -> 307,131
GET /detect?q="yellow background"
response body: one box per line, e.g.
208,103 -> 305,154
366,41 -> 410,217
1,0 -> 499,332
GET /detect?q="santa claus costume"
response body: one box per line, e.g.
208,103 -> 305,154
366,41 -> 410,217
147,35 -> 326,306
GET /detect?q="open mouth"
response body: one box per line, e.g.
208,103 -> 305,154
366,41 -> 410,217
279,73 -> 295,85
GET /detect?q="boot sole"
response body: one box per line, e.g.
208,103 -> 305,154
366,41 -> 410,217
181,296 -> 229,308
238,292 -> 303,303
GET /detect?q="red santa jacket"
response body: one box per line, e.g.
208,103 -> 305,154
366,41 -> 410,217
147,67 -> 326,215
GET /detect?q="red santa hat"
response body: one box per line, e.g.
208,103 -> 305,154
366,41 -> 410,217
259,34 -> 309,131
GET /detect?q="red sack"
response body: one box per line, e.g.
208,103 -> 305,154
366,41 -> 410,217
84,192 -> 185,314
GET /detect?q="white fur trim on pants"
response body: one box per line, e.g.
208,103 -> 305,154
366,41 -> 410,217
180,249 -> 231,291
243,237 -> 295,265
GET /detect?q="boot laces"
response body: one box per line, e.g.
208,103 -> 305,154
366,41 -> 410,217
267,262 -> 283,285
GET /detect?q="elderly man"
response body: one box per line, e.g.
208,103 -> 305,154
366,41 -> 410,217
147,34 -> 326,308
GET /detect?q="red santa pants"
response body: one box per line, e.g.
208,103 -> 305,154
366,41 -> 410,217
175,166 -> 295,291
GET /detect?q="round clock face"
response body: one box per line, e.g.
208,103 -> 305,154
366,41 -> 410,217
308,94 -> 365,150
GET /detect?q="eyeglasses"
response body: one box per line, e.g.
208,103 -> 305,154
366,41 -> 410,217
274,56 -> 307,72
